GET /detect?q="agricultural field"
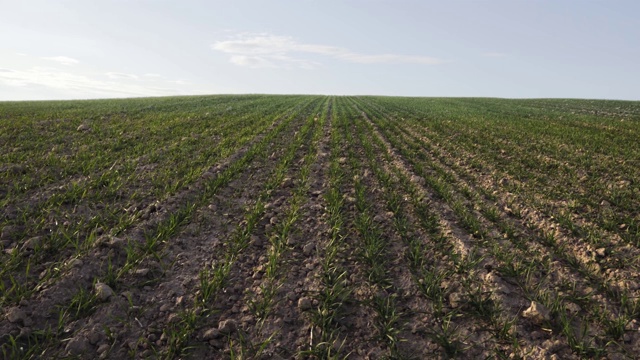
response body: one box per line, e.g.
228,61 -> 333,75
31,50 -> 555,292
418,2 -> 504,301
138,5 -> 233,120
1,95 -> 639,359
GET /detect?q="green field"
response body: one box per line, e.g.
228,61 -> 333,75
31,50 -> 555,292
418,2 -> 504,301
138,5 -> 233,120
1,95 -> 639,359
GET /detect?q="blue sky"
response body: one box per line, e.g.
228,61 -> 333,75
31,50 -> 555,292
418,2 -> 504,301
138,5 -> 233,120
1,0 -> 638,100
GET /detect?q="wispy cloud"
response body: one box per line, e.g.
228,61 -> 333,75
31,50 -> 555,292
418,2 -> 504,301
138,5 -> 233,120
212,32 -> 445,68
42,56 -> 80,66
106,72 -> 139,80
0,66 -> 188,98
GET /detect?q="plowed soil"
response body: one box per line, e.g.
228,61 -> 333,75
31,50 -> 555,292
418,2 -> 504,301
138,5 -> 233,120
1,95 -> 639,359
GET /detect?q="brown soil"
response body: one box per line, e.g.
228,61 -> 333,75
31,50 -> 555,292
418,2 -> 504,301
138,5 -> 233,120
2,97 -> 638,360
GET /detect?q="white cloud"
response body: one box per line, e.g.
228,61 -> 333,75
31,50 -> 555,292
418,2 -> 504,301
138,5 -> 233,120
0,66 -> 188,98
168,79 -> 191,85
212,32 -> 445,68
42,56 -> 80,66
106,72 -> 139,80
229,55 -> 277,68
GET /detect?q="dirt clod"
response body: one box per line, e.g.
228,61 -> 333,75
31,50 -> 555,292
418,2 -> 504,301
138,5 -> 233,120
297,297 -> 312,311
203,328 -> 221,340
218,319 -> 237,334
87,329 -> 103,345
411,174 -> 426,186
94,282 -> 115,301
523,301 -> 551,324
282,177 -> 294,187
6,307 -> 27,324
67,258 -> 84,268
66,334 -> 91,355
448,292 -> 463,308
302,242 -> 315,256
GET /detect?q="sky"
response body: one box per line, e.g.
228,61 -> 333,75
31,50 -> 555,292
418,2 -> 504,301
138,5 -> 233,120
1,0 -> 639,101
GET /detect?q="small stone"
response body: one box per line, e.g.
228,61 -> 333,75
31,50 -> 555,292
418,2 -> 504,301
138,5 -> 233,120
159,303 -> 171,312
338,157 -> 347,164
6,307 -> 27,324
218,319 -> 237,334
135,268 -> 150,276
67,258 -> 83,268
203,328 -> 221,340
302,242 -> 315,256
298,297 -> 312,311
167,313 -> 180,323
77,124 -> 91,132
94,282 -> 115,301
522,301 -> 551,324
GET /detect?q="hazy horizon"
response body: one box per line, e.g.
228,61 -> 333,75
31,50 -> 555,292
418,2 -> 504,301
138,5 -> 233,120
2,0 -> 639,101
